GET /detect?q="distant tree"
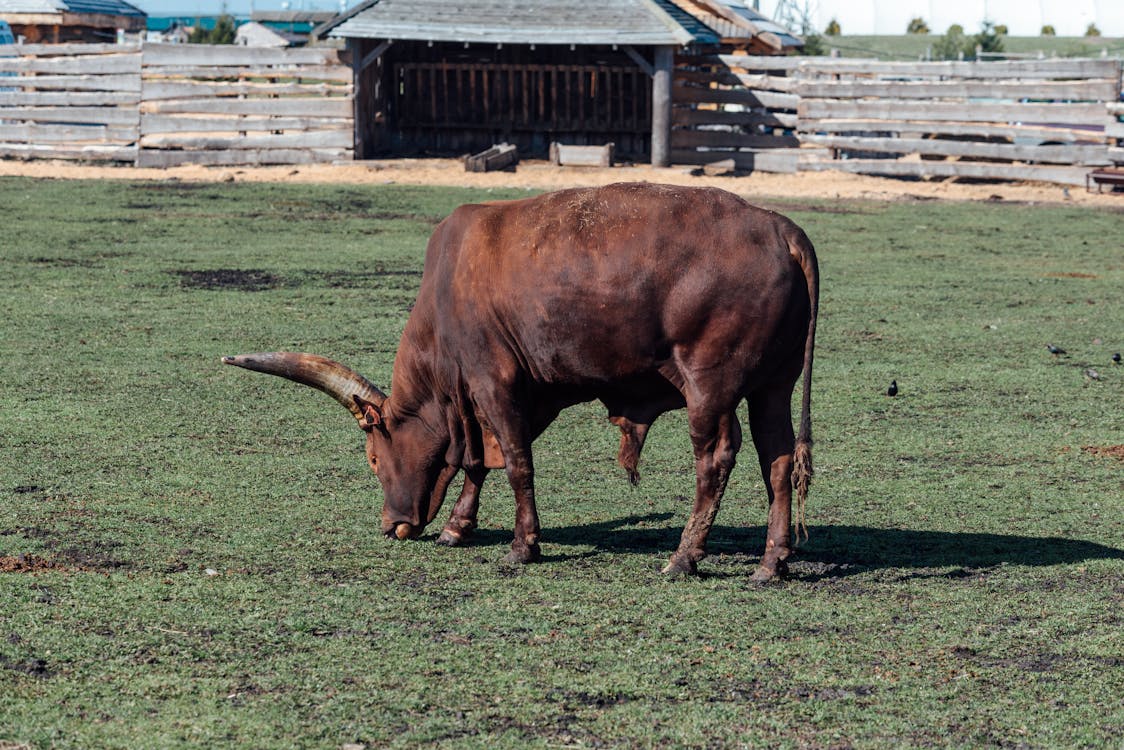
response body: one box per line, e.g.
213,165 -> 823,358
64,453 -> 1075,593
798,33 -> 826,56
932,24 -> 969,59
1041,24 -> 1056,36
824,18 -> 841,36
994,24 -> 1008,36
188,13 -> 237,44
907,17 -> 930,34
1085,23 -> 1101,37
973,21 -> 1005,55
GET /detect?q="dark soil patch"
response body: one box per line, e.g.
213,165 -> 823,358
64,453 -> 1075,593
0,554 -> 78,573
11,485 -> 43,494
1044,272 -> 1098,279
0,655 -> 52,679
1082,445 -> 1124,462
174,269 -> 282,292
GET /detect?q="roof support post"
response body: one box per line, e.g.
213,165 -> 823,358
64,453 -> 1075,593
651,45 -> 674,168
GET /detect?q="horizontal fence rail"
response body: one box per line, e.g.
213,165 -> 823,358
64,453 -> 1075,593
0,42 -> 354,167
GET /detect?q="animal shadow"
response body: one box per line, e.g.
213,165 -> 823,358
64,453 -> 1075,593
461,513 -> 1124,579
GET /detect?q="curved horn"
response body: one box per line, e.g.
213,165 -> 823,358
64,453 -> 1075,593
222,352 -> 386,423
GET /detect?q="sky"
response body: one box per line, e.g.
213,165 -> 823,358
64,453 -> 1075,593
132,0 -> 352,15
133,0 -> 1124,36
756,0 -> 1124,37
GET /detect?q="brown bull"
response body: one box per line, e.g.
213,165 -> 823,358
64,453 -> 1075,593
224,182 -> 819,581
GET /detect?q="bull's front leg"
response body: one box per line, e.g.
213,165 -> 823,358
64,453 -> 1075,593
436,467 -> 488,546
502,443 -> 540,564
663,410 -> 741,576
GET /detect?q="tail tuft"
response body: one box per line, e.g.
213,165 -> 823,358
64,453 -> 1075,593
792,439 -> 813,544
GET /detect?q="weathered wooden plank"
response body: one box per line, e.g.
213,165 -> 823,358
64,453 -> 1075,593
794,78 -> 1119,102
796,118 -> 1106,143
673,107 -> 798,129
549,142 -> 613,167
6,43 -> 139,56
670,130 -> 801,149
676,70 -> 797,93
0,122 -> 138,143
0,74 -> 141,92
140,113 -> 353,134
140,79 -> 351,101
674,85 -> 799,110
668,147 -> 803,173
140,64 -> 353,82
141,98 -> 354,118
800,157 -> 1088,186
0,143 -> 137,161
0,91 -> 137,106
0,107 -> 139,126
135,147 -> 351,168
139,130 -> 354,150
715,55 -> 1121,80
799,134 -> 1111,165
141,44 -> 342,68
0,54 -> 140,76
466,142 -> 519,171
1105,120 -> 1124,139
798,99 -> 1107,126
1108,147 -> 1124,164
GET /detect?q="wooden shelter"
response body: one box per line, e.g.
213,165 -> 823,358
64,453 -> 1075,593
0,0 -> 145,43
321,0 -> 725,165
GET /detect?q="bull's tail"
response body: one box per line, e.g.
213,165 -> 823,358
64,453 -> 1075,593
788,229 -> 819,543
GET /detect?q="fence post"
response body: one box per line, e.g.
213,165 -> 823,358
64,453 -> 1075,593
651,45 -> 673,167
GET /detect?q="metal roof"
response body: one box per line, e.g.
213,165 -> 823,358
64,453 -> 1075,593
324,0 -> 719,46
0,0 -> 145,15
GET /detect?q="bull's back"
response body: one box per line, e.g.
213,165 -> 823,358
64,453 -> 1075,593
434,183 -> 809,384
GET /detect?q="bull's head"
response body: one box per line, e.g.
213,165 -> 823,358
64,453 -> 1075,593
221,352 -> 456,540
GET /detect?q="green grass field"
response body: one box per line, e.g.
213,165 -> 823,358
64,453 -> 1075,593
819,34 -> 1124,60
1,177 -> 1122,748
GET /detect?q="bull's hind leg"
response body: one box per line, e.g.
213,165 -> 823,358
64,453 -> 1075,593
747,385 -> 798,582
663,410 -> 742,576
436,467 -> 488,547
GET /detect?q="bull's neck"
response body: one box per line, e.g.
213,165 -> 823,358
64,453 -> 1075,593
387,313 -> 446,420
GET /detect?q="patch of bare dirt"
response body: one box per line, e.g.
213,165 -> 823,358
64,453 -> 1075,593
0,554 -> 77,574
3,157 -> 1122,207
1082,445 -> 1124,462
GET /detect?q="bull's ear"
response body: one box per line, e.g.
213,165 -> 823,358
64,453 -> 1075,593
353,395 -> 385,432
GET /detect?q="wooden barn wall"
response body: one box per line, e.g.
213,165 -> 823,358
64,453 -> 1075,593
376,41 -> 652,159
137,44 -> 354,167
0,43 -> 354,166
672,53 -> 1124,183
0,43 -> 141,162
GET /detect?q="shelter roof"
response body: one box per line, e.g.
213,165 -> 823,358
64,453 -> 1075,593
0,0 -> 145,15
322,0 -> 719,46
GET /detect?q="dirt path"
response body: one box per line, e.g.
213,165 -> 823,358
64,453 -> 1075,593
2,157 -> 1120,207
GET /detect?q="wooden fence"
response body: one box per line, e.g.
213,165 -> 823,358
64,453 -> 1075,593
673,54 -> 1124,184
0,43 -> 353,166
2,44 -> 1122,184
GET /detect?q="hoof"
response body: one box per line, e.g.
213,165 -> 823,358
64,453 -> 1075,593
750,559 -> 789,584
661,556 -> 699,577
503,544 -> 541,565
435,528 -> 466,547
